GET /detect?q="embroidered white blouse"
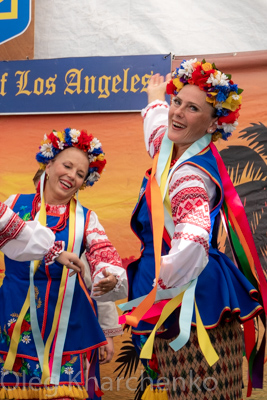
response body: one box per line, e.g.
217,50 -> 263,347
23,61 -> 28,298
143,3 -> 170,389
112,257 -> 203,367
142,100 -> 217,290
0,201 -> 57,262
4,196 -> 128,302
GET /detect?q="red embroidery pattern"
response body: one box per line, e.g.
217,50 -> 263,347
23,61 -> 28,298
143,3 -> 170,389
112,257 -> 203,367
171,187 -> 210,232
86,228 -> 106,236
0,211 -> 25,248
142,102 -> 169,119
103,327 -> 124,337
0,202 -> 7,218
169,174 -> 205,195
44,240 -> 64,265
173,231 -> 209,257
86,239 -> 122,276
153,132 -> 165,154
148,127 -> 165,154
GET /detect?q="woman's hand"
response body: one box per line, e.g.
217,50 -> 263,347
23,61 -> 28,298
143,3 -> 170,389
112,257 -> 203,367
55,251 -> 85,277
99,337 -> 114,364
92,269 -> 117,296
147,72 -> 172,104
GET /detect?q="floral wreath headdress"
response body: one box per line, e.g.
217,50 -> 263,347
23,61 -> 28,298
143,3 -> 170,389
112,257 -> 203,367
36,128 -> 106,187
166,58 -> 243,141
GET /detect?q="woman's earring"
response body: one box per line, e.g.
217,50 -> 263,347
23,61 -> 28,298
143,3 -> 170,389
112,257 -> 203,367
46,173 -> 49,180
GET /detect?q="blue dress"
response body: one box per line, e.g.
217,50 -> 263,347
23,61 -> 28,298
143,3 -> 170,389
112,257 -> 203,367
0,194 -> 106,399
128,148 -> 262,337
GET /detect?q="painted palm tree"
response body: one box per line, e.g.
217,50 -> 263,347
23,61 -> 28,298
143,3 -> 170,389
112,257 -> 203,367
114,122 -> 267,399
218,122 -> 267,273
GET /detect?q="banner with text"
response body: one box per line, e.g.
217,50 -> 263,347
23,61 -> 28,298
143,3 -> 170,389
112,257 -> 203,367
0,54 -> 171,114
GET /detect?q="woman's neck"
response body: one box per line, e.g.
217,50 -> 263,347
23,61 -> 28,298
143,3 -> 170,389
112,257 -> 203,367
43,188 -> 71,206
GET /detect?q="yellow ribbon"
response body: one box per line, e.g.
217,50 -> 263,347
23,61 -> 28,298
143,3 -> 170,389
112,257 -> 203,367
140,292 -> 184,359
195,301 -> 219,366
4,193 -> 46,371
4,193 -> 77,384
140,294 -> 219,366
41,197 -> 75,383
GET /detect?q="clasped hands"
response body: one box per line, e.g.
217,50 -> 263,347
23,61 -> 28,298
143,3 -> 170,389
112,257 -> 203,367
56,252 -> 117,295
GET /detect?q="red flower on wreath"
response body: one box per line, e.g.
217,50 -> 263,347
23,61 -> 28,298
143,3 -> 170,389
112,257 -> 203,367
47,132 -> 61,149
218,108 -> 240,125
90,159 -> 106,174
166,80 -> 178,95
189,65 -> 215,90
75,130 -> 93,152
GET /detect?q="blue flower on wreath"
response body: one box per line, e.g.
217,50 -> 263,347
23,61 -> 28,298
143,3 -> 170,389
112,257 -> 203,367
215,108 -> 230,117
64,128 -> 73,147
214,85 -> 229,103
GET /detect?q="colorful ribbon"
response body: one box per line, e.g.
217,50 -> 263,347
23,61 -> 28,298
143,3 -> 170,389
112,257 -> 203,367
4,173 -> 85,387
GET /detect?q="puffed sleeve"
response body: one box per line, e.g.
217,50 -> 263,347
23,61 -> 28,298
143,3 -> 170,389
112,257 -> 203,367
85,210 -> 128,301
156,164 -> 217,290
141,100 -> 169,158
0,200 -> 58,262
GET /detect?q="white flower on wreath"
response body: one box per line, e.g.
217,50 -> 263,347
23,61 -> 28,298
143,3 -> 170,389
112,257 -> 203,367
69,129 -> 80,143
178,58 -> 197,77
218,121 -> 238,133
64,366 -> 74,375
87,172 -> 100,183
58,141 -> 65,150
206,71 -> 229,87
90,137 -> 102,151
1,367 -> 9,377
7,318 -> 17,327
231,94 -> 240,100
88,154 -> 97,163
40,143 -> 54,158
22,335 -> 31,344
36,364 -> 40,369
27,363 -> 31,369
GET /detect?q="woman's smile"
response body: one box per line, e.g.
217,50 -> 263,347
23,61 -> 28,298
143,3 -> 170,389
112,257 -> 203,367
59,178 -> 73,190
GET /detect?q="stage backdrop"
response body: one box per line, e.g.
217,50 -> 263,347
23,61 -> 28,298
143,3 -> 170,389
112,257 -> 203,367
0,51 -> 266,271
0,51 -> 267,399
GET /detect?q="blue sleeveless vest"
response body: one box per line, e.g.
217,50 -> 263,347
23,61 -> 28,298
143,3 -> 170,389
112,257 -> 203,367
128,148 -> 261,334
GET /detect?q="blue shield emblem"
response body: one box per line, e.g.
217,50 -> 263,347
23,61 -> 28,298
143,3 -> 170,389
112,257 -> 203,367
0,0 -> 31,44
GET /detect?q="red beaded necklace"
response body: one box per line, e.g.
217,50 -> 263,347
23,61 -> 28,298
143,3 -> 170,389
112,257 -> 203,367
31,192 -> 70,234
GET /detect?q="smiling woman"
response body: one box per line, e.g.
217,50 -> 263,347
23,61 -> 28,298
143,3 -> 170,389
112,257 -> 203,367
122,59 -> 266,400
0,128 -> 127,400
44,147 -> 90,205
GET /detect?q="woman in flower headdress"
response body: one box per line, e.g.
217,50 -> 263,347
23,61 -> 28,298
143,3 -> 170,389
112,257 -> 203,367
0,128 -> 127,400
120,59 -> 267,399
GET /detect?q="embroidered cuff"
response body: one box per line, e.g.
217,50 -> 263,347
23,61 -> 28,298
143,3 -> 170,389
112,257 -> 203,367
103,326 -> 124,337
44,241 -> 65,265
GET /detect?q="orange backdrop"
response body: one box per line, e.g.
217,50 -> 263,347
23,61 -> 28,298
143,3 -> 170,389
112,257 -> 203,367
0,51 -> 267,269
